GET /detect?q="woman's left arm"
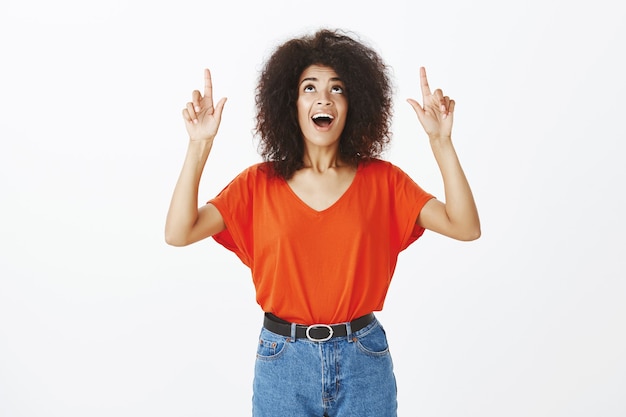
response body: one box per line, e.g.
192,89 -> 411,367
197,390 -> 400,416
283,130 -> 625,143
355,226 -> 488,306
407,67 -> 481,241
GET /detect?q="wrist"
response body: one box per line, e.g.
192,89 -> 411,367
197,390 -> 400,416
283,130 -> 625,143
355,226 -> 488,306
188,136 -> 214,149
186,137 -> 213,160
428,134 -> 452,144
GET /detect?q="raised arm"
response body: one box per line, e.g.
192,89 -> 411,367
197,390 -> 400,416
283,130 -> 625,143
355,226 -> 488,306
407,67 -> 480,241
165,69 -> 228,246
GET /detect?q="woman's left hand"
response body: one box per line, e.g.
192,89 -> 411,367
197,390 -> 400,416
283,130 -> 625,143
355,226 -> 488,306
407,67 -> 454,139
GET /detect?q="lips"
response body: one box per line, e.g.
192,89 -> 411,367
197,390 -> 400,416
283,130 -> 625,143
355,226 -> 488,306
312,113 -> 334,127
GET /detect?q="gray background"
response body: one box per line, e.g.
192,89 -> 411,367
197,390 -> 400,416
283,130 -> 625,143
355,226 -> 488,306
1,0 -> 624,416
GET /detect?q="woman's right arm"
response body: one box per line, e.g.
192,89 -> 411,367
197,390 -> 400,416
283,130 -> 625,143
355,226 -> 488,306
165,69 -> 228,247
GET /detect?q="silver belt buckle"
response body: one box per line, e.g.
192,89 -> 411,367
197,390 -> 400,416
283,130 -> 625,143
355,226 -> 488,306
306,324 -> 334,342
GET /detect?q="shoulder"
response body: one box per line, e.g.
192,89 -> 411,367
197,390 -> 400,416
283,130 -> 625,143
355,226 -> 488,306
360,157 -> 390,171
229,161 -> 275,184
359,158 -> 407,178
358,158 -> 426,194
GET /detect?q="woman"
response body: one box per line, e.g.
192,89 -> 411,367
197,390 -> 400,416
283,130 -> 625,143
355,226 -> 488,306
165,29 -> 480,417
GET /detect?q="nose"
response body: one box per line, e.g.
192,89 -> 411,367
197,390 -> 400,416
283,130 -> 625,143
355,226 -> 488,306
316,91 -> 332,105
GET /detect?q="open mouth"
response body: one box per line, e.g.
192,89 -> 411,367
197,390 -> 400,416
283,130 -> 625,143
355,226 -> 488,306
312,113 -> 334,127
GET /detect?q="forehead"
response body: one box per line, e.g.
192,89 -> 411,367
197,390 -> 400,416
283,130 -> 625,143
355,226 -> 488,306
299,65 -> 341,82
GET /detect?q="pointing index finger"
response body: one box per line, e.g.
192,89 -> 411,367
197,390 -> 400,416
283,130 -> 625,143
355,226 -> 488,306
420,66 -> 432,97
204,68 -> 214,106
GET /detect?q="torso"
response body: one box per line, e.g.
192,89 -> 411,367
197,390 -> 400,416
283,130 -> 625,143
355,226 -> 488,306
209,159 -> 434,323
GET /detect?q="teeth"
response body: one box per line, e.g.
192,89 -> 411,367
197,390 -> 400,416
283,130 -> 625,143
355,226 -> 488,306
312,113 -> 334,119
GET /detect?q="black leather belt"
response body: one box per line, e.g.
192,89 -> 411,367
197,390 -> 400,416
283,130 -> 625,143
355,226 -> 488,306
263,312 -> 375,342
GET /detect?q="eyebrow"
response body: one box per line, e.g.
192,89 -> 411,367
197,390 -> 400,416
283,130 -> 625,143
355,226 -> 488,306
299,77 -> 343,85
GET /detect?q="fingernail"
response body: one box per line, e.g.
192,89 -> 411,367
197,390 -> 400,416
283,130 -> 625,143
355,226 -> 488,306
193,119 -> 198,124
195,106 -> 200,112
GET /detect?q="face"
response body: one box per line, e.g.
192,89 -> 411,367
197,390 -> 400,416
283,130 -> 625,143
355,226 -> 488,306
297,65 -> 348,151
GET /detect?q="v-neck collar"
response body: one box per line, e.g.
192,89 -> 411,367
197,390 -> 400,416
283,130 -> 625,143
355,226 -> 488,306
282,164 -> 362,214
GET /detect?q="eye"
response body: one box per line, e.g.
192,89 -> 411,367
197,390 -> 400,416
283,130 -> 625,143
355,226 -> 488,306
303,85 -> 315,93
331,85 -> 344,94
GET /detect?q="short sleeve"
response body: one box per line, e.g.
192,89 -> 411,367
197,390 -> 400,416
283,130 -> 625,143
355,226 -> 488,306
387,163 -> 435,251
208,165 -> 260,267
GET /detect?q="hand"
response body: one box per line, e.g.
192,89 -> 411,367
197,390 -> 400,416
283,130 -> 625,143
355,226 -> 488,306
182,68 -> 227,142
407,67 -> 454,139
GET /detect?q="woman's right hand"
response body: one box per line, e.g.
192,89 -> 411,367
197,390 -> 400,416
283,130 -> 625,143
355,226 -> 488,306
182,68 -> 227,142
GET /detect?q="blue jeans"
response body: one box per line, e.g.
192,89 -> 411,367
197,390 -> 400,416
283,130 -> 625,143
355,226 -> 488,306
252,316 -> 397,417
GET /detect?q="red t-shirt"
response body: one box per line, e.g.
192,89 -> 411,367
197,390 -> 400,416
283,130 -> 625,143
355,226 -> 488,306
209,159 -> 434,324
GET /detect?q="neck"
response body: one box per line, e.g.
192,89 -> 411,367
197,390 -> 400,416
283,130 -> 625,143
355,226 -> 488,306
302,145 -> 346,173
303,153 -> 344,173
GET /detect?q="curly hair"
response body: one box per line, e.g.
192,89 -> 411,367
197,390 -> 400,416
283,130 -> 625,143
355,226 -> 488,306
255,28 -> 393,179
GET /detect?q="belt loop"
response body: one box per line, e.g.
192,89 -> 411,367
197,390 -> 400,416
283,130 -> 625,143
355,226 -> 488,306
290,322 -> 297,342
345,321 -> 353,342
